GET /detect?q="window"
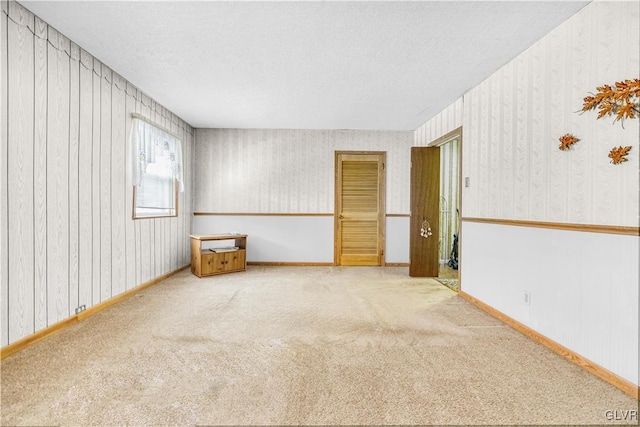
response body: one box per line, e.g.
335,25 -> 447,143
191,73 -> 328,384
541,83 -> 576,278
130,115 -> 183,218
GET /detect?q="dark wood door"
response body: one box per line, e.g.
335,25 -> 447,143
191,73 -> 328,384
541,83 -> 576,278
410,147 -> 440,277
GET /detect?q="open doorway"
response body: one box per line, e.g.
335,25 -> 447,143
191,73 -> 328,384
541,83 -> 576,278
436,135 -> 460,291
409,127 -> 462,285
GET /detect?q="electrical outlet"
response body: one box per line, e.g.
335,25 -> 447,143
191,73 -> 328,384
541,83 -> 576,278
523,291 -> 531,305
75,305 -> 86,315
464,177 -> 470,188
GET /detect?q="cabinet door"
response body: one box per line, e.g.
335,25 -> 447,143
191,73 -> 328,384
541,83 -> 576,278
201,253 -> 217,276
214,253 -> 226,273
226,250 -> 245,271
236,250 -> 246,270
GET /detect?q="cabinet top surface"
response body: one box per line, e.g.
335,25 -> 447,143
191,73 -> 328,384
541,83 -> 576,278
190,234 -> 248,241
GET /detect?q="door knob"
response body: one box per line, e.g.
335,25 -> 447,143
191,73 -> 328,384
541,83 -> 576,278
339,215 -> 344,219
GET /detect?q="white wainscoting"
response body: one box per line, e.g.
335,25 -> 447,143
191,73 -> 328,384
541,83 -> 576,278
193,215 -> 334,263
192,215 -> 410,264
386,216 -> 410,264
1,2 -> 194,346
461,221 -> 639,386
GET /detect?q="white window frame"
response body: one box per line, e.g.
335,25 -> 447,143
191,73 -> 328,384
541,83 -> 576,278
129,114 -> 183,219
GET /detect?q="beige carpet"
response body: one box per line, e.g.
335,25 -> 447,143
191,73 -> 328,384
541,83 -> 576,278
0,266 -> 636,426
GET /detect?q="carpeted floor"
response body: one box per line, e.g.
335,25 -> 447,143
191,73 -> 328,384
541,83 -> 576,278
435,278 -> 459,292
0,266 -> 636,426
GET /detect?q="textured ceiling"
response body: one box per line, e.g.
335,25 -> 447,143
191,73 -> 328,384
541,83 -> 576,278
22,1 -> 589,130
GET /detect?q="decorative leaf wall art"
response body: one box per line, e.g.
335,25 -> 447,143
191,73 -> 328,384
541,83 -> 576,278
558,133 -> 580,151
582,78 -> 640,125
576,78 -> 638,165
608,146 -> 632,165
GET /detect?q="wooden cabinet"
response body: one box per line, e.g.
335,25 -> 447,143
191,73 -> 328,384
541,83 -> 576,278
190,234 -> 247,278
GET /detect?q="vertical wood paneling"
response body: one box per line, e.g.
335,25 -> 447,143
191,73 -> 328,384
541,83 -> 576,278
460,90 -> 474,217
182,127 -> 188,265
171,115 -> 179,270
1,3 -> 9,347
477,80 -> 489,217
455,0 -> 639,389
488,73 -> 500,218
528,38 -> 546,221
91,57 -> 101,306
78,49 -> 93,307
180,123 -> 186,264
110,73 -> 126,296
618,2 -> 640,226
33,16 -> 47,331
185,128 -> 194,263
139,94 -> 152,283
7,3 -> 34,341
68,42 -> 80,315
500,61 -> 514,219
183,124 -> 191,265
99,64 -> 112,302
177,121 -> 184,266
566,7 -> 590,226
132,88 -> 142,286
546,25 -> 567,223
513,55 -> 529,220
459,1 -> 639,227
124,83 -> 136,290
1,6 -> 193,347
194,129 -> 413,214
591,3 -> 635,226
167,113 -> 175,270
413,98 -> 463,147
46,27 -> 70,326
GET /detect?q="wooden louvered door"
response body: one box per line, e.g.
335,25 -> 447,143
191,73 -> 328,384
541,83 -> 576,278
335,152 -> 385,266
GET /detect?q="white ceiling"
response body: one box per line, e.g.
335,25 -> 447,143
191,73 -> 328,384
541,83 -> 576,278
22,1 -> 589,131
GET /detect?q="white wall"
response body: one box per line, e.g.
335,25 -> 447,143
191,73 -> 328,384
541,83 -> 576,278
0,2 -> 195,347
193,215 -> 334,263
462,222 -> 638,384
193,129 -> 413,263
192,215 -> 410,264
415,1 -> 639,386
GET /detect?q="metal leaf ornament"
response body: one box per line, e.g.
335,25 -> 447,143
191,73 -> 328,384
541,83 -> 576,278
608,146 -> 632,165
582,79 -> 640,125
558,134 -> 580,151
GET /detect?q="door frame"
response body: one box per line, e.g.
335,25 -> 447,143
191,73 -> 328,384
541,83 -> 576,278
427,127 -> 463,289
334,151 -> 386,266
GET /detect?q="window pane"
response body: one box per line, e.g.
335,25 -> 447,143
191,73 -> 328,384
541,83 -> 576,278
131,117 -> 182,218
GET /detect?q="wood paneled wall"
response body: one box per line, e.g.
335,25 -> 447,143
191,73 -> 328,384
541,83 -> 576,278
413,98 -> 463,147
412,0 -> 639,387
0,2 -> 194,347
194,129 -> 413,214
462,1 -> 639,227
